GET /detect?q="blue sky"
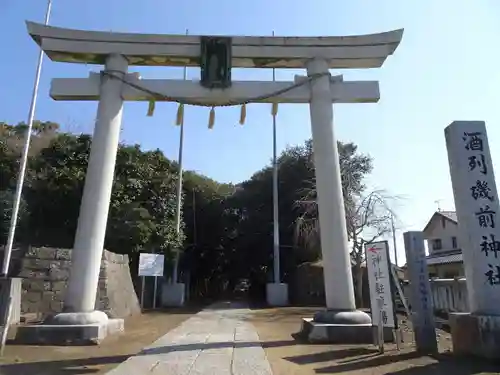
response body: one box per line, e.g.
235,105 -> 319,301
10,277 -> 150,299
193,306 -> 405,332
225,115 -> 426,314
1,0 -> 500,265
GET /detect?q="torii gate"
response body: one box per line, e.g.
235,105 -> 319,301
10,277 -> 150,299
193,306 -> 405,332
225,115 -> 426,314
25,21 -> 402,342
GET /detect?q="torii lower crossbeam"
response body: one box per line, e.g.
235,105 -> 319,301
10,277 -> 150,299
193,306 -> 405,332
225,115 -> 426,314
50,74 -> 380,104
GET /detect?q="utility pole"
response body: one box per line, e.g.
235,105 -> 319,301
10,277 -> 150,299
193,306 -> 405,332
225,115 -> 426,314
172,31 -> 189,284
391,213 -> 398,266
271,53 -> 281,283
2,0 -> 53,276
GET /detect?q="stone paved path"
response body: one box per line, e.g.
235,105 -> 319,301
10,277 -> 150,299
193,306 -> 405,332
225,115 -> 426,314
105,302 -> 273,375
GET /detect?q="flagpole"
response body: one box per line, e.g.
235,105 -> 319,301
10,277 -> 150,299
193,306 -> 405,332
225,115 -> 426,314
172,29 -> 188,284
271,30 -> 281,284
2,0 -> 53,276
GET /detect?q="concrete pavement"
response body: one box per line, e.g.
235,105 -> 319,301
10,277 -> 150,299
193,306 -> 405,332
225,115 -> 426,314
105,302 -> 273,375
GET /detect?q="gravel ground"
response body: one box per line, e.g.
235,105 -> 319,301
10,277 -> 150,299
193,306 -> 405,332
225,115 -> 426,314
2,305 -> 500,375
0,307 -> 198,375
248,307 -> 500,375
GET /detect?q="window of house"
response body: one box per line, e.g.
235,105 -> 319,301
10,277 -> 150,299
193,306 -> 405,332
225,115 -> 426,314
452,236 -> 458,249
444,271 -> 458,279
432,239 -> 442,251
441,217 -> 446,228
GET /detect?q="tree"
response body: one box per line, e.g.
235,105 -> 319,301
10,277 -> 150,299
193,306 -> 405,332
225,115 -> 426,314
0,120 -> 58,157
23,133 -> 91,246
0,119 -> 385,305
346,190 -> 400,307
0,190 -> 29,244
0,121 -> 59,244
179,170 -> 237,298
293,146 -> 402,307
294,141 -> 373,261
215,139 -> 374,301
109,145 -> 181,255
1,123 -> 181,260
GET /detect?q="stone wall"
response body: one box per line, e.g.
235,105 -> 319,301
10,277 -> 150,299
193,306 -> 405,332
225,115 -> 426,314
1,246 -> 141,318
291,261 -> 325,306
292,261 -> 370,307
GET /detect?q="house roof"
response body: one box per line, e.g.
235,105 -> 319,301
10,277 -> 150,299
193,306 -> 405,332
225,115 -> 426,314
422,210 -> 457,233
401,249 -> 463,268
426,249 -> 463,265
439,211 -> 457,222
305,259 -> 403,270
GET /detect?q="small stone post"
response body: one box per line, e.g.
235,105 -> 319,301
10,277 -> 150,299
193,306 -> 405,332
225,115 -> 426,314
403,231 -> 437,354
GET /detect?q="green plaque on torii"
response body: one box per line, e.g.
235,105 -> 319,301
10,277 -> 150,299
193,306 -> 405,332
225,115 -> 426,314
200,36 -> 232,89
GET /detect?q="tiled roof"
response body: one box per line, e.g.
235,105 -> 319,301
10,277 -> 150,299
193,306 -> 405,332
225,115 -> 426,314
439,211 -> 457,223
422,210 -> 458,233
426,250 -> 463,265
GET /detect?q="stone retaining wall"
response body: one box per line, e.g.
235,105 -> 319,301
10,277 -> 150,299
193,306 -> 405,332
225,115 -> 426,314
1,246 -> 140,318
292,261 -> 370,307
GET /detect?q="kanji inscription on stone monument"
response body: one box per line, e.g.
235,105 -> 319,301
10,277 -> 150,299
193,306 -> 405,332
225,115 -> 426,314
446,121 -> 500,314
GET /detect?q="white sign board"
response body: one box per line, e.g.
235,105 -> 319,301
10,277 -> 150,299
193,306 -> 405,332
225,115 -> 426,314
365,241 -> 395,328
138,253 -> 164,277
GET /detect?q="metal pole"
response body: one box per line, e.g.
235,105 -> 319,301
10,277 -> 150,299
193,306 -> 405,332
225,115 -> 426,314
378,301 -> 385,354
391,214 -> 398,267
1,0 -> 53,276
271,31 -> 281,284
140,276 -> 145,310
153,276 -> 158,309
192,188 -> 197,246
172,29 -> 188,284
0,297 -> 12,356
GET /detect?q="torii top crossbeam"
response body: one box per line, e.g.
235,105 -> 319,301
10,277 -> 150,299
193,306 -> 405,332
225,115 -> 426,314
27,22 -> 403,69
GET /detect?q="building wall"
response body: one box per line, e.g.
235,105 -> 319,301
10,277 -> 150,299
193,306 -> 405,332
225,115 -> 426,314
404,262 -> 464,279
424,215 -> 460,255
428,262 -> 464,279
1,246 -> 141,318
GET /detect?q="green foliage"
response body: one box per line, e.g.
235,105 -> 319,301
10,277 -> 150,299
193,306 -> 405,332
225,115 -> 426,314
220,140 -> 373,290
0,190 -> 29,242
0,120 -> 376,302
0,123 -> 181,257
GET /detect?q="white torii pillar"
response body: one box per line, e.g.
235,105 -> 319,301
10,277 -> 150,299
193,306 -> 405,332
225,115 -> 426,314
307,59 -> 357,311
52,54 -> 128,325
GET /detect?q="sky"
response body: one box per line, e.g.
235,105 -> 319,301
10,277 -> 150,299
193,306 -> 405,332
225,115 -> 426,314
1,0 -> 500,265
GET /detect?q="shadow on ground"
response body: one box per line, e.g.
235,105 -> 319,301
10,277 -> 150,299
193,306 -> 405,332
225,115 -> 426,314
283,347 -> 380,365
0,306 -> 200,374
3,337 -> 499,375
0,339 -> 297,375
139,305 -> 203,315
0,355 -> 129,375
139,339 -> 296,355
291,349 -> 500,375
